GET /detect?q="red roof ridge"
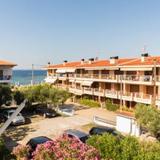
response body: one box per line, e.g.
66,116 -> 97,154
118,58 -> 139,66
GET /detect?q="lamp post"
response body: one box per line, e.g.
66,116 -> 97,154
152,59 -> 157,107
31,64 -> 34,85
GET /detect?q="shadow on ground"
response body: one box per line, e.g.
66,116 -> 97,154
60,104 -> 89,111
4,124 -> 37,150
5,125 -> 36,142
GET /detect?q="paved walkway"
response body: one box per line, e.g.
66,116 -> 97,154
5,107 -> 116,146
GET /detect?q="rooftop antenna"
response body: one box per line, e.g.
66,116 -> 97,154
142,44 -> 147,53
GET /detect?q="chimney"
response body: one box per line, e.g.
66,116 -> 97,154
141,53 -> 149,62
109,56 -> 119,64
81,59 -> 85,64
63,60 -> 68,66
88,58 -> 94,64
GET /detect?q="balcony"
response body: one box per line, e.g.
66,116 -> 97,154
93,88 -> 104,96
134,93 -> 152,104
122,75 -> 152,85
72,74 -> 118,82
121,92 -> 133,101
69,87 -> 83,95
57,84 -> 68,90
105,89 -> 118,99
83,87 -> 93,95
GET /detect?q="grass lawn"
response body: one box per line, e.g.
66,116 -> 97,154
80,123 -> 96,132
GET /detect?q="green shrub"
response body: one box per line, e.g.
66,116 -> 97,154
135,103 -> 160,138
13,90 -> 25,105
105,99 -> 119,111
119,136 -> 140,160
0,85 -> 12,106
0,137 -> 13,159
87,133 -> 121,160
80,98 -> 100,108
136,141 -> 160,160
87,134 -> 160,160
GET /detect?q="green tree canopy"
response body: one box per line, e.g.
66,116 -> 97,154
135,103 -> 160,138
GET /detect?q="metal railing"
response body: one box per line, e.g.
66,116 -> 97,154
122,75 -> 152,82
134,92 -> 152,100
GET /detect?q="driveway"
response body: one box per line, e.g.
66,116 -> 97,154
4,107 -> 116,148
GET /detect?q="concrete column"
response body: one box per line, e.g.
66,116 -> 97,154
99,70 -> 102,79
158,86 -> 160,96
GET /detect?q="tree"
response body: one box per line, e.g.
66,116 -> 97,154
135,103 -> 160,138
0,85 -> 12,106
13,90 -> 25,105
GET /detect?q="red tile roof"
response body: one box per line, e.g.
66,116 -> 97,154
120,56 -> 160,66
45,56 -> 160,69
46,61 -> 81,69
0,60 -> 16,66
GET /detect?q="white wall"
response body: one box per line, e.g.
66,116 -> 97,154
116,115 -> 141,137
116,116 -> 131,133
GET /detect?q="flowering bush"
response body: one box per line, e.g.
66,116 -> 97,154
12,144 -> 31,160
33,135 -> 100,160
12,135 -> 100,160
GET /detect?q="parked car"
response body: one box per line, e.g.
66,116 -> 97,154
36,107 -> 58,118
57,107 -> 75,116
89,126 -> 120,136
64,129 -> 89,143
3,110 -> 25,125
26,136 -> 52,151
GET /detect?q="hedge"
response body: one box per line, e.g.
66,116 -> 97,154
80,98 -> 101,108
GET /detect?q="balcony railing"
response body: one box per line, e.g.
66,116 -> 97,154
121,92 -> 133,101
49,73 -> 156,84
105,89 -> 118,99
134,92 -> 152,104
72,74 -> 117,80
122,75 -> 152,82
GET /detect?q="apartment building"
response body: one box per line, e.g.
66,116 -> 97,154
0,60 -> 16,84
44,54 -> 160,108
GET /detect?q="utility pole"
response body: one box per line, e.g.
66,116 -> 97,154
120,73 -> 123,110
31,64 -> 34,85
152,59 -> 157,107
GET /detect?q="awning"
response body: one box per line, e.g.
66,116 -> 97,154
69,79 -> 75,83
45,77 -> 57,83
56,69 -> 66,73
120,67 -> 152,71
81,81 -> 93,86
65,68 -> 76,73
56,68 -> 76,73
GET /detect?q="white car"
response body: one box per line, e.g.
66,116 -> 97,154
3,110 -> 25,125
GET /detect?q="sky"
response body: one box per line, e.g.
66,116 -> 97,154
0,0 -> 160,69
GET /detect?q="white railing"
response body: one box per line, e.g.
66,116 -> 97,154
134,92 -> 152,104
105,89 -> 118,98
121,92 -> 133,101
122,75 -> 152,82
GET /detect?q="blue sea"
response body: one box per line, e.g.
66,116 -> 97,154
12,70 -> 47,85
